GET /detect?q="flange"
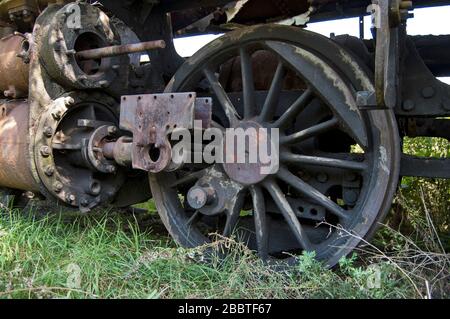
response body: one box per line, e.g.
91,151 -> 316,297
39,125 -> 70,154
34,91 -> 125,212
39,2 -> 122,90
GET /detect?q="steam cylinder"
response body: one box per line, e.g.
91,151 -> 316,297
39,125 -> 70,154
0,100 -> 38,191
0,35 -> 30,98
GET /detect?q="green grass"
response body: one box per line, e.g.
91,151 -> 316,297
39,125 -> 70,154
0,136 -> 448,299
0,206 -> 446,299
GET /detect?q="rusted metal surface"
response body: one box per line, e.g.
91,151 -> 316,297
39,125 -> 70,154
120,93 -> 212,173
0,34 -> 29,98
0,100 -> 38,191
75,40 -> 166,61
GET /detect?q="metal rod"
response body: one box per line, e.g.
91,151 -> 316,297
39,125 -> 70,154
75,40 -> 166,60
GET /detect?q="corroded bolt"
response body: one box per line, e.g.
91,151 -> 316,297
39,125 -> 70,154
44,165 -> 55,177
65,97 -> 75,106
53,182 -> 63,193
51,110 -> 62,120
40,146 -> 51,157
43,126 -> 53,138
107,126 -> 118,135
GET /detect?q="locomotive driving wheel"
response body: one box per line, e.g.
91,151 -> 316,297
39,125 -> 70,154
150,25 -> 401,267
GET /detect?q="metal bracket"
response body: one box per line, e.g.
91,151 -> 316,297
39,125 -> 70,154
120,92 -> 212,173
373,0 -> 412,108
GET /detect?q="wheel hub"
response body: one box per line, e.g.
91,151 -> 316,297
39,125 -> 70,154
223,120 -> 277,186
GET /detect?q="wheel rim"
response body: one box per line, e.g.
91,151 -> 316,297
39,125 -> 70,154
151,25 -> 400,267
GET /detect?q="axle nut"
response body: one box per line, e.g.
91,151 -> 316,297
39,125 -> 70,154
187,186 -> 213,210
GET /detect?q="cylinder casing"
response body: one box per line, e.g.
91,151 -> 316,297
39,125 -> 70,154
0,35 -> 30,98
0,100 -> 38,191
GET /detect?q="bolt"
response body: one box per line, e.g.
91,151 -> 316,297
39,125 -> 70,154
44,165 -> 55,177
66,193 -> 76,203
421,87 -> 435,99
317,173 -> 329,183
402,99 -> 415,112
107,126 -> 118,135
80,198 -> 90,207
64,96 -> 75,106
99,80 -> 110,88
106,165 -> 116,173
40,146 -> 51,157
43,126 -> 53,138
53,182 -> 63,193
51,110 -> 62,120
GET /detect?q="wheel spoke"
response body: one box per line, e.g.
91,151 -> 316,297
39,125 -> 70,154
250,185 -> 269,260
259,61 -> 286,122
277,167 -> 348,220
203,67 -> 240,126
280,118 -> 339,145
240,47 -> 256,119
222,192 -> 246,238
272,88 -> 314,128
169,169 -> 208,188
262,179 -> 312,251
280,152 -> 367,172
264,41 -> 368,148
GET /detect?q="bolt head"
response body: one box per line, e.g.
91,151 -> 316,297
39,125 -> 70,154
40,146 -> 51,157
43,126 -> 53,138
421,87 -> 435,99
45,166 -> 55,176
51,110 -> 62,120
402,100 -> 415,112
53,182 -> 63,193
317,173 -> 329,183
107,126 -> 118,135
66,194 -> 76,203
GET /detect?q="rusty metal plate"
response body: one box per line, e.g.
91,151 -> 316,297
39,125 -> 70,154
120,92 -> 212,172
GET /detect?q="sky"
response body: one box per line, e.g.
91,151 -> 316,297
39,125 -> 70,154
173,5 -> 450,84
